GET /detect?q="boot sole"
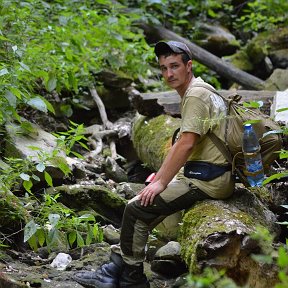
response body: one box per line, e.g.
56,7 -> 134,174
73,275 -> 118,288
119,282 -> 150,288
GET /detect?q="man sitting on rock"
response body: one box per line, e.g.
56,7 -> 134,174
73,40 -> 235,288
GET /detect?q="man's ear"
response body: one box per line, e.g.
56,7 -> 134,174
186,60 -> 192,72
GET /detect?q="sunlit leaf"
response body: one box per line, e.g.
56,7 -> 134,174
31,174 -> 41,181
24,220 -> 38,242
0,68 -> 9,76
4,91 -> 17,107
27,97 -> 48,113
36,162 -> 45,172
20,173 -> 30,181
49,214 -> 60,228
19,62 -> 31,72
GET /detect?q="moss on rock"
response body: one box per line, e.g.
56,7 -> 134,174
132,114 -> 181,171
178,188 -> 279,274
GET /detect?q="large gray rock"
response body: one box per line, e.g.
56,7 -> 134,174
46,184 -> 127,227
5,121 -> 67,179
194,23 -> 240,57
264,69 -> 288,91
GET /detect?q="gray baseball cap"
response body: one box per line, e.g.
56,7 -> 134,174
154,41 -> 192,60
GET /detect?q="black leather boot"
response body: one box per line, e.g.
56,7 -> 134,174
73,252 -> 123,288
119,263 -> 150,288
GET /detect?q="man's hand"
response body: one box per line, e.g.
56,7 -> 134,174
138,180 -> 166,207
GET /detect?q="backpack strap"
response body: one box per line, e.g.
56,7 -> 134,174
188,83 -> 250,185
188,83 -> 237,165
189,83 -> 232,160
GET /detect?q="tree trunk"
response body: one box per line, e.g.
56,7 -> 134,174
132,114 -> 280,287
131,113 -> 181,170
131,89 -> 276,117
140,24 -> 266,90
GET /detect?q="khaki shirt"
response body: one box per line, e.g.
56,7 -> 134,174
177,77 -> 234,199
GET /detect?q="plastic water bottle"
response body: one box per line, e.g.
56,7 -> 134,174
242,124 -> 265,187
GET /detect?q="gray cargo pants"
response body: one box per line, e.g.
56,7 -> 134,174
119,178 -> 212,265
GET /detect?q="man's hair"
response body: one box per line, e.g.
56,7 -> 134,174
159,50 -> 191,64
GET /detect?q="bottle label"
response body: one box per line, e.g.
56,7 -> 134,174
244,160 -> 264,176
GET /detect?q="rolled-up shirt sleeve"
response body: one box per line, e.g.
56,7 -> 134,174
180,96 -> 210,136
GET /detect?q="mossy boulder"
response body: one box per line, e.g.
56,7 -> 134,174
46,184 -> 127,227
223,50 -> 254,72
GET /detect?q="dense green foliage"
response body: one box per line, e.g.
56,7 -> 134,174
0,0 -> 154,125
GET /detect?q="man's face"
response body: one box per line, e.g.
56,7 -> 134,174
159,54 -> 192,90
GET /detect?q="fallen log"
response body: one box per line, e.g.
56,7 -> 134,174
131,113 -> 180,170
132,90 -> 277,117
179,189 -> 280,287
139,24 -> 266,90
131,113 -> 281,287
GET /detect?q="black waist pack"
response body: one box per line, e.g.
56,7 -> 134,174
184,161 -> 231,181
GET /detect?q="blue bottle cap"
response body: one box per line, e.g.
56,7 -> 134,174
244,123 -> 252,130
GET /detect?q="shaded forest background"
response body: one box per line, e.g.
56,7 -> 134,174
0,0 -> 288,287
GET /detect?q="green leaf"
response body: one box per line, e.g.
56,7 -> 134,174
0,68 -> 9,76
49,214 -> 60,228
276,107 -> 288,113
251,254 -> 273,264
279,151 -> 288,159
79,214 -> 95,222
27,97 -> 48,113
76,232 -> 85,247
19,62 -> 31,72
20,173 -> 30,181
263,172 -> 288,185
44,171 -> 53,187
36,163 -> 45,172
68,231 -> 77,247
93,224 -> 99,239
86,230 -> 92,246
41,97 -> 55,114
70,151 -> 84,159
23,180 -> 33,192
9,87 -> 22,99
28,234 -> 38,251
47,76 -> 57,92
24,220 -> 38,242
36,228 -> 46,247
4,91 -> 17,107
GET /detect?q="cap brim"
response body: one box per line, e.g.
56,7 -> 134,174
154,41 -> 191,59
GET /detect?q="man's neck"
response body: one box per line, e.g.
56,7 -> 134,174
177,74 -> 194,98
